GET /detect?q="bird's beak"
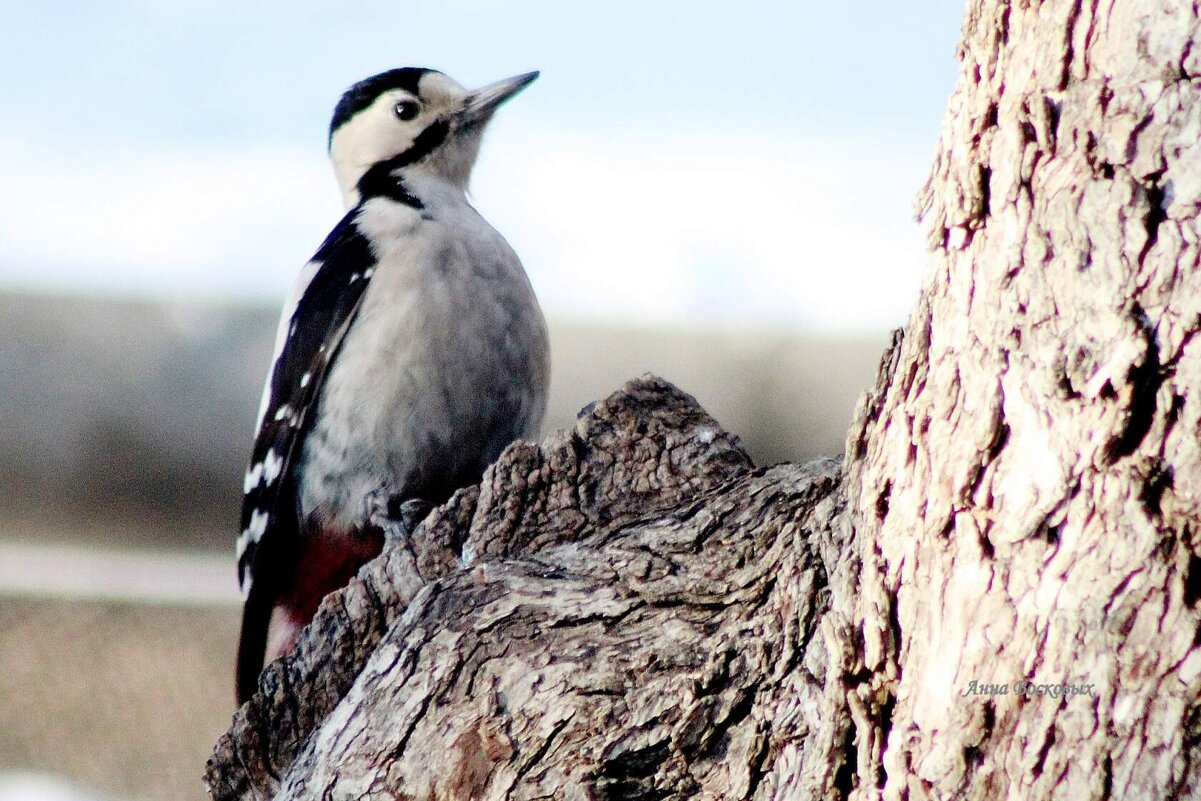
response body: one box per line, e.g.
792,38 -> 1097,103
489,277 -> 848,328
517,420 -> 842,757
459,71 -> 540,125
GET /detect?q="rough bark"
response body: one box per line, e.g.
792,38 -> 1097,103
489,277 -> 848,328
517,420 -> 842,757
844,1 -> 1201,798
206,377 -> 848,799
208,2 -> 1201,799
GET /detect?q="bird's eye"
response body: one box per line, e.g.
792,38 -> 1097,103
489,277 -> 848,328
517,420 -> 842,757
394,101 -> 420,121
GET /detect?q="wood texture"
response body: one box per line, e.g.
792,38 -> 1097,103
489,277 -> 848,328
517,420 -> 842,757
845,1 -> 1201,798
207,377 -> 848,799
208,2 -> 1201,798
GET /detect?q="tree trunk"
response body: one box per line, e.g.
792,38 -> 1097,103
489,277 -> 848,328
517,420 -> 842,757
852,1 -> 1201,797
206,2 -> 1201,799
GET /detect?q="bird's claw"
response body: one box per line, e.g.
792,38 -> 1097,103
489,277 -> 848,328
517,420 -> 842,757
366,492 -> 434,546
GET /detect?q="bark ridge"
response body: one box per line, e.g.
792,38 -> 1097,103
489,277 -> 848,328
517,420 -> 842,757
206,376 -> 845,800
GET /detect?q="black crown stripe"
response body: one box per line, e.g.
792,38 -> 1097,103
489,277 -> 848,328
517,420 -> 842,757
328,67 -> 438,146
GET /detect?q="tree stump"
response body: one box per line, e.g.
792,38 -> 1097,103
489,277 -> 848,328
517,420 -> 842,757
208,378 -> 849,799
207,1 -> 1201,798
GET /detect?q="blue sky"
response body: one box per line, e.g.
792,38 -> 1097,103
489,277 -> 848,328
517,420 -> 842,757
0,1 -> 964,331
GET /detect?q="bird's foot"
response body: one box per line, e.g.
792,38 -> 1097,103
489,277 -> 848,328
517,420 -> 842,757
366,492 -> 434,547
393,498 -> 434,541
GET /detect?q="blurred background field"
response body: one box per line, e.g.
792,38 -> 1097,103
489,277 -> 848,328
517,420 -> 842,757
0,1 -> 962,798
0,598 -> 238,801
0,291 -> 889,551
0,293 -> 887,801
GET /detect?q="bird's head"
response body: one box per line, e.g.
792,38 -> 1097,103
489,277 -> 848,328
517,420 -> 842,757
328,67 -> 538,206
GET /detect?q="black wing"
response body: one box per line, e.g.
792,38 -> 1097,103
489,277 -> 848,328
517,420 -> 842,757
235,208 -> 377,702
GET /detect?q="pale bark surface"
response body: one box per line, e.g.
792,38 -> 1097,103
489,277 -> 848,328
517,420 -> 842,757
206,378 -> 850,799
208,2 -> 1201,799
845,0 -> 1201,798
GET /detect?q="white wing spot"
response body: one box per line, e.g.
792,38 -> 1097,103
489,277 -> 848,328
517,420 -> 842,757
288,321 -> 297,339
247,509 -> 269,542
243,462 -> 264,494
300,372 -> 312,388
363,267 -> 375,279
263,450 -> 284,485
273,404 -> 292,422
349,272 -> 361,283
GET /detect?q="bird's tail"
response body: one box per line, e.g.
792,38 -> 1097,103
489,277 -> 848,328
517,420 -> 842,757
235,573 -> 276,705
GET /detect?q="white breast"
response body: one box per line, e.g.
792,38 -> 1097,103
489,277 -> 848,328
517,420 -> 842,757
297,189 -> 548,531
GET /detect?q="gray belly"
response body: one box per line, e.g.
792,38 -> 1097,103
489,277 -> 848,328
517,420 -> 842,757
295,232 -> 548,531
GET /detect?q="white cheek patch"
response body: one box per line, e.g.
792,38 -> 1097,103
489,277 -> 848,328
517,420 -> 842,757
330,92 -> 423,206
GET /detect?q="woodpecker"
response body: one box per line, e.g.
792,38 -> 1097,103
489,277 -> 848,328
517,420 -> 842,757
235,68 -> 549,704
